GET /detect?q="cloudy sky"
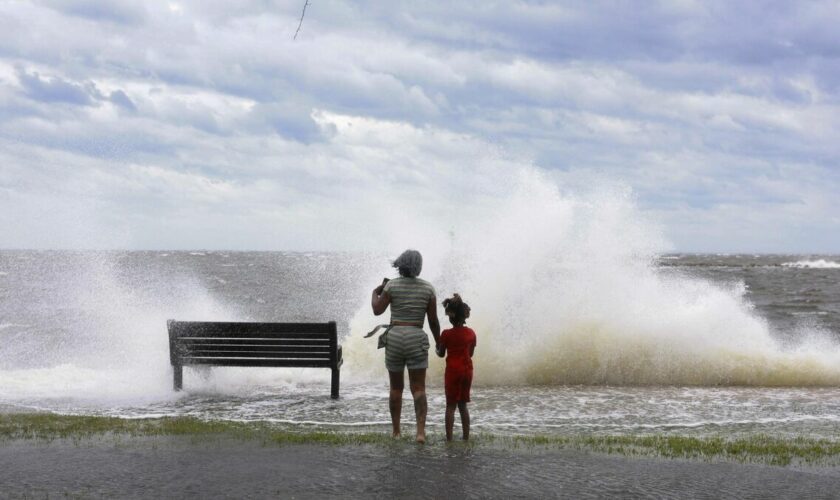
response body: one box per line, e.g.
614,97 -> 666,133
1,1 -> 839,252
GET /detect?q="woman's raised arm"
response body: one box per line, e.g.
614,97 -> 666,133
371,285 -> 391,315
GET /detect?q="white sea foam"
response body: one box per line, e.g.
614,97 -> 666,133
0,323 -> 27,331
782,259 -> 840,269
0,254 -> 256,403
0,364 -> 175,402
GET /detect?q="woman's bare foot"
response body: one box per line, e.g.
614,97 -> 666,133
392,432 -> 401,439
415,433 -> 426,444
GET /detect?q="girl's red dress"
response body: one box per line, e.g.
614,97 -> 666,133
440,326 -> 477,404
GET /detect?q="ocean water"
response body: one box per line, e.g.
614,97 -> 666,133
2,250 -> 840,439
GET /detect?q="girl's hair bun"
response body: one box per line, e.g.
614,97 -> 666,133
442,293 -> 470,323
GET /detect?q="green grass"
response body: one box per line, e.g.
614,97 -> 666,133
3,413 -> 840,466
498,434 -> 840,466
0,413 -> 249,440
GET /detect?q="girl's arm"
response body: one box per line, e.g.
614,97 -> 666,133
436,344 -> 446,358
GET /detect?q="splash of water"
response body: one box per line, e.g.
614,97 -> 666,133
344,169 -> 840,386
0,253 -> 242,403
782,259 -> 840,269
3,163 -> 840,403
0,251 -> 368,405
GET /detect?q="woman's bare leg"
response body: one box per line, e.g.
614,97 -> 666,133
388,370 -> 404,437
407,368 -> 427,443
457,401 -> 470,440
445,402 -> 457,441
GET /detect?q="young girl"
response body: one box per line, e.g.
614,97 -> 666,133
436,294 -> 476,441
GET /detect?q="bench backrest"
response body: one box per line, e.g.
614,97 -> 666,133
167,320 -> 339,368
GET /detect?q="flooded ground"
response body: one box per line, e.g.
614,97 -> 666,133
3,437 -> 840,498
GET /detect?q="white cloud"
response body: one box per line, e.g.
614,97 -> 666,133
0,1 -> 839,251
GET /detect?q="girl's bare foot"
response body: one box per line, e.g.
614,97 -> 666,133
392,432 -> 401,438
415,433 -> 426,444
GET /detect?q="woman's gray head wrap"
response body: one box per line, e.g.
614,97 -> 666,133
393,249 -> 423,278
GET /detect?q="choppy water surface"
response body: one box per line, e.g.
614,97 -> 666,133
2,251 -> 840,439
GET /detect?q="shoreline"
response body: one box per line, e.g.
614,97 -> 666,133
4,413 -> 840,497
4,412 -> 840,467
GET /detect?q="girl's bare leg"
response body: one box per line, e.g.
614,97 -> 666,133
407,368 -> 427,443
457,401 -> 470,440
388,370 -> 404,437
445,403 -> 457,441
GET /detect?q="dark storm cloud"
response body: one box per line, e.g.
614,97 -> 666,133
16,67 -> 101,106
248,101 -> 333,144
37,0 -> 147,25
108,90 -> 137,111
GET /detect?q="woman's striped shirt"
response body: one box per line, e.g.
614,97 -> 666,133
383,277 -> 436,324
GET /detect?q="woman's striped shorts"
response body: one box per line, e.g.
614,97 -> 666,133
384,325 -> 430,372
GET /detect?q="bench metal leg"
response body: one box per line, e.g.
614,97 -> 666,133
331,368 -> 340,399
173,364 -> 183,391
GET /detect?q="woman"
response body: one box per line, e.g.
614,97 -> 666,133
371,249 -> 440,443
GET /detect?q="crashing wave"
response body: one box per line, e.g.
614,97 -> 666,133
782,259 -> 840,269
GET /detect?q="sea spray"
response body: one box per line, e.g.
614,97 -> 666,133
2,177 -> 839,409
0,250 -> 378,404
0,251 -> 240,401
343,169 -> 840,386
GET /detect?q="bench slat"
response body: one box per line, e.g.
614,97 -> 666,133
179,358 -> 334,368
172,332 -> 331,340
182,350 -> 331,359
179,338 -> 330,346
169,321 -> 333,337
179,344 -> 330,353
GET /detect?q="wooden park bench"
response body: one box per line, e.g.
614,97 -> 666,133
167,320 -> 344,399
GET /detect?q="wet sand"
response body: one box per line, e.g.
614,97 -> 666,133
2,436 -> 840,499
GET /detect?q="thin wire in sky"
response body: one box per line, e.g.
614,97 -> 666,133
294,0 -> 310,40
